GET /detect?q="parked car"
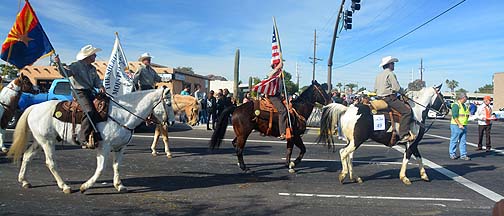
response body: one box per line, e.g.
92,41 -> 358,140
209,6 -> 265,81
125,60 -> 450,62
8,79 -> 72,128
493,109 -> 504,121
427,109 -> 445,119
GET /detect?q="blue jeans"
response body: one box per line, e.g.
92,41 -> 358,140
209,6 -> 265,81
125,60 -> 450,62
449,124 -> 467,157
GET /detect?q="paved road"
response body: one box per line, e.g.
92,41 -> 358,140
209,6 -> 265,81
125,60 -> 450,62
0,119 -> 503,215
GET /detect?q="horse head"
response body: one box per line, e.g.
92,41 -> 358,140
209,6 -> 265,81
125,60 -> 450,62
152,87 -> 172,125
430,84 -> 449,115
311,80 -> 332,105
14,73 -> 37,94
185,97 -> 199,126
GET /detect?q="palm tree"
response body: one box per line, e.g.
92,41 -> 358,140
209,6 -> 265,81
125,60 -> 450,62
445,79 -> 459,92
345,83 -> 358,92
336,82 -> 343,92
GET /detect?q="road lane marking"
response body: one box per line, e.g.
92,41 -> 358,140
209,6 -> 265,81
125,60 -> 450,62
278,193 -> 463,202
132,135 -> 387,148
425,133 -> 504,155
390,145 -> 504,202
281,158 -> 416,166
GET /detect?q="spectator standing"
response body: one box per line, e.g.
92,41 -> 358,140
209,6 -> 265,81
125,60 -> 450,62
206,90 -> 217,130
475,96 -> 494,152
180,86 -> 190,95
469,101 -> 477,115
449,92 -> 471,160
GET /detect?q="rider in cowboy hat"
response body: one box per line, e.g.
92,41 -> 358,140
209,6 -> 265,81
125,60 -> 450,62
133,52 -> 162,91
374,56 -> 413,143
55,45 -> 106,149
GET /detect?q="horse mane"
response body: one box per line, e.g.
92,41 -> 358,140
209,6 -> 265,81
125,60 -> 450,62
292,84 -> 313,105
112,89 -> 161,110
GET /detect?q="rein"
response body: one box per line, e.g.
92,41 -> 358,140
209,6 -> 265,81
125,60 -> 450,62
402,88 -> 448,133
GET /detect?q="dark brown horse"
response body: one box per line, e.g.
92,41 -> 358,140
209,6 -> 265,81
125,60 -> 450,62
209,80 -> 331,173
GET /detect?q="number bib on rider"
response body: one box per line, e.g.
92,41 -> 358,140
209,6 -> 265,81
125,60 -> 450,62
373,114 -> 385,131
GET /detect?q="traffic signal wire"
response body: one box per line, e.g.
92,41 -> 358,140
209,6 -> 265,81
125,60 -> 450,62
334,0 -> 466,69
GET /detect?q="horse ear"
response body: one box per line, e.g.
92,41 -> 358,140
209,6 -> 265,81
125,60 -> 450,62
435,83 -> 442,91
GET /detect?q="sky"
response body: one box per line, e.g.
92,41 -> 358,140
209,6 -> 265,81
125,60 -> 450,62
0,0 -> 502,92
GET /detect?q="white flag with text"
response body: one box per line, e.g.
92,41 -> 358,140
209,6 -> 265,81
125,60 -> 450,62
103,35 -> 133,96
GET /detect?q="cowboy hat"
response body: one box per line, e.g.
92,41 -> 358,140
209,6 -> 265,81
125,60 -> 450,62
379,56 -> 399,67
138,52 -> 153,61
76,45 -> 102,61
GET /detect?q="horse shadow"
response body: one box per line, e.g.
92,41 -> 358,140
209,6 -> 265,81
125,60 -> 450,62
82,170 -> 289,196
124,145 -> 273,157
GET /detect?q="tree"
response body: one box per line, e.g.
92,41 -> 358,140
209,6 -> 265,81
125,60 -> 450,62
408,79 -> 426,91
174,66 -> 195,74
445,79 -> 459,92
357,87 -> 367,93
345,83 -> 358,92
0,64 -> 18,79
299,85 -> 309,93
335,82 -> 343,92
475,84 -> 493,93
455,88 -> 468,94
282,70 -> 298,95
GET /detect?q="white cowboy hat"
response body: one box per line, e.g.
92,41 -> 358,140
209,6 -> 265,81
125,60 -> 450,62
138,52 -> 153,61
76,45 -> 102,61
379,56 -> 399,67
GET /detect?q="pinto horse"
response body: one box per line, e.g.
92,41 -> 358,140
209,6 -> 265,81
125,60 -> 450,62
150,94 -> 199,158
0,74 -> 36,153
210,80 -> 331,173
8,88 -> 171,193
317,85 -> 449,185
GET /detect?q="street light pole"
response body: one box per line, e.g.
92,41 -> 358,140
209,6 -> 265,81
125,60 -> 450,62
327,0 -> 346,93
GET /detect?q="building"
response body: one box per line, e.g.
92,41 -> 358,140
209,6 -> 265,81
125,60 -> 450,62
494,72 -> 504,109
19,61 -> 209,95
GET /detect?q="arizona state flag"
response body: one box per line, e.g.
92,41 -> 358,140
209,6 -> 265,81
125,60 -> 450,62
1,1 -> 54,69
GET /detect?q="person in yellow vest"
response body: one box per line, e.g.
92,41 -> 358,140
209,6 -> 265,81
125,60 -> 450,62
449,92 -> 471,160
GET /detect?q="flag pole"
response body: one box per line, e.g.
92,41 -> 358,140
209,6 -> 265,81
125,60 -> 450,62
272,16 -> 293,140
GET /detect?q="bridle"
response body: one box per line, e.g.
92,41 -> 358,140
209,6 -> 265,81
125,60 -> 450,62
105,90 -> 168,131
402,87 -> 449,133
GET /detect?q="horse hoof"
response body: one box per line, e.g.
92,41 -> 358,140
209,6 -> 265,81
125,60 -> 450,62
421,175 -> 430,182
1,147 -> 8,153
166,154 -> 172,159
22,183 -> 32,189
151,152 -> 158,157
288,162 -> 296,169
338,173 -> 346,184
63,187 -> 72,194
80,186 -> 87,194
355,177 -> 363,184
401,177 -> 411,185
288,168 -> 296,174
117,185 -> 128,193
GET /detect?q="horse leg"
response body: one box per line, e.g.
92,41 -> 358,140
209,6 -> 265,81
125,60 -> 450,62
285,140 -> 294,173
399,144 -> 414,185
112,148 -> 128,193
160,125 -> 172,159
0,128 -> 7,153
151,125 -> 161,156
338,141 -> 356,184
347,151 -> 363,183
39,141 -> 71,194
288,136 -> 306,173
80,145 -> 110,193
17,143 -> 39,189
411,145 -> 429,182
234,136 -> 250,172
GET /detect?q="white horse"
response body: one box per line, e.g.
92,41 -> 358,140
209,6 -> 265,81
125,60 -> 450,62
8,87 -> 171,194
317,85 -> 449,185
0,74 -> 36,153
150,94 -> 199,158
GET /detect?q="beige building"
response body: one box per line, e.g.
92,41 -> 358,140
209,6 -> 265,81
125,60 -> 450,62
494,72 -> 504,109
19,61 -> 209,95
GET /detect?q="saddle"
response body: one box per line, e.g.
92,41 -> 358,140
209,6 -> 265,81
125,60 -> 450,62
366,99 -> 407,146
252,98 -> 306,136
53,93 -> 110,146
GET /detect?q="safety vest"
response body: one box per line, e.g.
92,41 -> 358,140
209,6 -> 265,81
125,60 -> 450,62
451,101 -> 469,125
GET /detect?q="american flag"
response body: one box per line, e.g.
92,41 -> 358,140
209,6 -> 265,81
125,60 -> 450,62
253,26 -> 282,96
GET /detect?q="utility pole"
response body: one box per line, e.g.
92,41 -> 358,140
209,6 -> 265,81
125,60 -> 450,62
309,29 -> 322,81
327,0 -> 346,92
419,58 -> 424,81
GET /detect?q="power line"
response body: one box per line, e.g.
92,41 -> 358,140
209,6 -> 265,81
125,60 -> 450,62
334,0 -> 466,69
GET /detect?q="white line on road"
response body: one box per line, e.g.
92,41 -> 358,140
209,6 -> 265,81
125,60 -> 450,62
132,134 -> 387,148
278,193 -> 463,202
281,158 -> 416,166
425,133 -> 504,155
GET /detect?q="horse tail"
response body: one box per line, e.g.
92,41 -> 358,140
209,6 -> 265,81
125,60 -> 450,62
209,106 -> 236,150
7,105 -> 35,164
316,103 -> 348,149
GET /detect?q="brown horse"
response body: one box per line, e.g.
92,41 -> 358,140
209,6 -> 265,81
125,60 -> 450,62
210,80 -> 331,173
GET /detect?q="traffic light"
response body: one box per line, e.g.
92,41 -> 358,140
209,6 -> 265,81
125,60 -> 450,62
351,0 -> 361,11
344,10 -> 352,30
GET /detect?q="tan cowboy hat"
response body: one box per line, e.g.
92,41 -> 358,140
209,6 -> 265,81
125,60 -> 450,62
379,56 -> 399,67
76,45 -> 102,61
138,52 -> 153,61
